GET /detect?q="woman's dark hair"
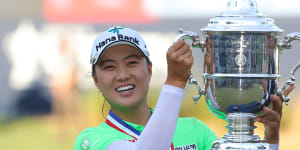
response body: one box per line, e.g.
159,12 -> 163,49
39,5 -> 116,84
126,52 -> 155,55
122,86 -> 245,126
92,64 -> 96,77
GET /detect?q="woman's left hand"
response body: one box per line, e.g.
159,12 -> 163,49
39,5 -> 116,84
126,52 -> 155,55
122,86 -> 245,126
256,85 -> 295,144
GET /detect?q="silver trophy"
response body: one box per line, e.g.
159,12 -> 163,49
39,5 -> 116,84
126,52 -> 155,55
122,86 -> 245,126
175,0 -> 300,149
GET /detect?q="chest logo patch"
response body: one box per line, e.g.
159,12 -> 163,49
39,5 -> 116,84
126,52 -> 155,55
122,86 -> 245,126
81,138 -> 91,150
175,143 -> 197,150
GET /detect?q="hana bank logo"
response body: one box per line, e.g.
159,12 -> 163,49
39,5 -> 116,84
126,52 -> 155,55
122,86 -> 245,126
108,27 -> 124,35
95,27 -> 140,52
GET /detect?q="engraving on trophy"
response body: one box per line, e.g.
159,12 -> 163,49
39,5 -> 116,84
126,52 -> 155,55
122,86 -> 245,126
235,54 -> 246,66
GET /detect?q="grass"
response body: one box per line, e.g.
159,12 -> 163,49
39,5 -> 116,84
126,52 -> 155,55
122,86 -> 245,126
0,116 -> 74,150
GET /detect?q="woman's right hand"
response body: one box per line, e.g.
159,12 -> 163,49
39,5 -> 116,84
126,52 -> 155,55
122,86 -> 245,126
165,39 -> 194,89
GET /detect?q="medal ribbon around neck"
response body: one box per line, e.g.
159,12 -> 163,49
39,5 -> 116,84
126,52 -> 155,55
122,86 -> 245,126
106,110 -> 174,150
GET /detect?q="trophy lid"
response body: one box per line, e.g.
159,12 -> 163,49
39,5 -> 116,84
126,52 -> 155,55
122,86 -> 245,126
201,0 -> 283,32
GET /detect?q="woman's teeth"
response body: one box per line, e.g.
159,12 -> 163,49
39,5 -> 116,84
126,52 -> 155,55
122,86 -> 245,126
117,85 -> 134,92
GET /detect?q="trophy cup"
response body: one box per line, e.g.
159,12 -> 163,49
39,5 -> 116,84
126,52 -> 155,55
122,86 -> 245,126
175,0 -> 300,149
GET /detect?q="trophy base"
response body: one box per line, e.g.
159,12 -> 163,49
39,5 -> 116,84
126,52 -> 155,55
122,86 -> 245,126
211,113 -> 271,150
212,139 -> 270,150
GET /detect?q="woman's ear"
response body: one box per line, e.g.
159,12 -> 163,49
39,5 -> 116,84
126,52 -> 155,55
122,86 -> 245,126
147,63 -> 152,79
92,74 -> 101,90
92,74 -> 98,83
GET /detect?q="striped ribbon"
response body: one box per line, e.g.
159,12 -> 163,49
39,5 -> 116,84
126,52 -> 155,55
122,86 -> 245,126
106,110 -> 174,150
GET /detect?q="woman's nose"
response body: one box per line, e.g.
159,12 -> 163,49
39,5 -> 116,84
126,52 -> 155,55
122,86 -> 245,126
115,67 -> 130,81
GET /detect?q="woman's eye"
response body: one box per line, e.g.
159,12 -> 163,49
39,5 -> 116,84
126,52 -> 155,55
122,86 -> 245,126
103,65 -> 114,70
128,61 -> 138,65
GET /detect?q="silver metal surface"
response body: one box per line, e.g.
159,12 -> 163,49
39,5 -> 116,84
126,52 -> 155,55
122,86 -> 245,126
212,142 -> 270,150
201,0 -> 283,32
203,32 -> 279,117
175,0 -> 300,149
179,0 -> 300,118
212,113 -> 270,150
277,60 -> 300,105
278,32 -> 300,51
188,73 -> 206,104
203,73 -> 280,79
174,29 -> 205,49
225,113 -> 258,142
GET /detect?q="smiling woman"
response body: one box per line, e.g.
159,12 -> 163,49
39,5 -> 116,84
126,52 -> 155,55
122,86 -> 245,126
93,44 -> 152,113
74,26 -> 218,150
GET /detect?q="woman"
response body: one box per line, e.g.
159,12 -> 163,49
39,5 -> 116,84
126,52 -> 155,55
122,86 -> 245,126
75,26 -> 292,150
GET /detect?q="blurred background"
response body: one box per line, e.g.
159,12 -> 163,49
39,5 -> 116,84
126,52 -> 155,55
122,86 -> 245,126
0,0 -> 300,149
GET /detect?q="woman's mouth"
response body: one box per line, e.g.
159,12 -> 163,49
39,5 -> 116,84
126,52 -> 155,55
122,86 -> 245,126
116,85 -> 135,92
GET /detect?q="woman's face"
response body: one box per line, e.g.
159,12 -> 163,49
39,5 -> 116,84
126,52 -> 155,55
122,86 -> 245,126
93,44 -> 152,109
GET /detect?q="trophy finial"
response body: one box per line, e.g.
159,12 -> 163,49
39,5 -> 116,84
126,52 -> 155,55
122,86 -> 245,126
223,0 -> 258,16
202,0 -> 283,32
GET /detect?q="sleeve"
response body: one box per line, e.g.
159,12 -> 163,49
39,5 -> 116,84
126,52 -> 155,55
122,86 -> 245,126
270,144 -> 279,150
106,84 -> 185,150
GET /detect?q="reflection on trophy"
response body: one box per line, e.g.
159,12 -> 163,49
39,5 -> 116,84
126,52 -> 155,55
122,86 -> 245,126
175,0 -> 300,149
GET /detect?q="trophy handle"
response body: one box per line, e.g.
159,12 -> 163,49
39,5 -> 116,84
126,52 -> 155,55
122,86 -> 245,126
174,28 -> 206,104
277,32 -> 300,105
174,28 -> 206,50
278,32 -> 300,51
188,73 -> 206,104
277,61 -> 300,105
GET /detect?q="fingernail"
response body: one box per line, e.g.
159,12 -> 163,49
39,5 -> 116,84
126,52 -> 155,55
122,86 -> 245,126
270,95 -> 277,101
263,107 -> 269,112
271,95 -> 275,101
